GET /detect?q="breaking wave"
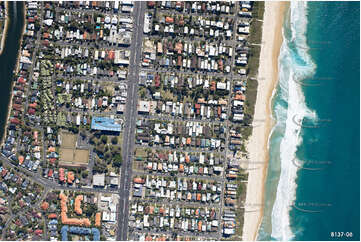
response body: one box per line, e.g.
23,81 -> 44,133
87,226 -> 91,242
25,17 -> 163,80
270,2 -> 317,240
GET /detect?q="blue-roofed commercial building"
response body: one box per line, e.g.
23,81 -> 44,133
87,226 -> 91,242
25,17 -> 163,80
91,116 -> 121,133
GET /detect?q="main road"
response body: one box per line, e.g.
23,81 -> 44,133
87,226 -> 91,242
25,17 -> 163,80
117,1 -> 146,241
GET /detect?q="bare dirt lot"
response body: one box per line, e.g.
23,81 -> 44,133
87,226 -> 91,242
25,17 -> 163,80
59,131 -> 89,166
59,148 -> 74,163
74,149 -> 90,164
61,132 -> 77,148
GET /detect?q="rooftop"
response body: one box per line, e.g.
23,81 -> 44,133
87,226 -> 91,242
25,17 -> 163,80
91,116 -> 121,132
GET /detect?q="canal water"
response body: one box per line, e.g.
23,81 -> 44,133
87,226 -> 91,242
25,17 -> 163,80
0,2 -> 25,141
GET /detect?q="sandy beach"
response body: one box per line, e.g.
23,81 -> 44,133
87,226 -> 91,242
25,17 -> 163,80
242,2 -> 288,241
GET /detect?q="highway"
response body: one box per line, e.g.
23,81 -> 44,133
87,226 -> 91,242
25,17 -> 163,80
116,1 -> 146,240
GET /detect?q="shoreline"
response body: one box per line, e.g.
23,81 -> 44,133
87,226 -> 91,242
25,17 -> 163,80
242,2 -> 288,241
0,1 -> 9,55
0,2 -> 26,147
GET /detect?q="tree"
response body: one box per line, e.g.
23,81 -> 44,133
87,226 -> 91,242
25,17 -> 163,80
243,113 -> 253,126
104,151 -> 111,160
81,170 -> 89,179
85,203 -> 97,217
111,145 -> 121,155
101,135 -> 108,144
95,144 -> 105,154
89,136 -> 97,145
69,125 -> 79,134
111,137 -> 118,145
80,130 -> 86,138
93,160 -> 107,174
113,154 -> 122,168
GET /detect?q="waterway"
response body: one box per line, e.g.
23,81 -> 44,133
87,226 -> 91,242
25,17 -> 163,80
0,1 -> 25,141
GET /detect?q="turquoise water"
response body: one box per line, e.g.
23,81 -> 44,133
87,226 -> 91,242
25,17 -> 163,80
258,2 -> 360,241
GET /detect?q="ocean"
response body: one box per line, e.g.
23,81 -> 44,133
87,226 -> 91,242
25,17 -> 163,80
0,2 -> 25,141
258,2 -> 360,241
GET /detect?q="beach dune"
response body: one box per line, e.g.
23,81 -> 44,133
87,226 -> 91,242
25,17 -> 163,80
242,2 -> 287,241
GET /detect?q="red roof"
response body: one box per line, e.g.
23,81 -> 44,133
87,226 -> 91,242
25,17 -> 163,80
18,155 -> 24,164
97,99 -> 102,108
1,169 -> 7,177
10,118 -> 21,125
59,168 -> 65,181
154,75 -> 160,87
49,158 -> 56,164
41,202 -> 49,210
28,108 -> 36,115
48,213 -> 57,219
157,153 -> 167,160
177,55 -> 182,66
29,103 -> 37,108
165,17 -> 174,24
48,169 -> 53,177
107,50 -> 115,60
17,77 -> 26,84
67,172 -> 75,184
211,81 -> 216,91
218,59 -> 223,71
12,103 -> 22,111
133,177 -> 145,184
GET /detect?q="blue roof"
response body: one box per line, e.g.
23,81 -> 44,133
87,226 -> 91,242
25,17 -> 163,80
92,228 -> 100,241
61,226 -> 68,241
61,226 -> 100,241
69,226 -> 91,235
91,117 -> 121,132
133,187 -> 143,197
49,219 -> 58,225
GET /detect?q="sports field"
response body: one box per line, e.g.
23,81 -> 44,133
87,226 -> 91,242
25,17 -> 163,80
59,131 -> 89,167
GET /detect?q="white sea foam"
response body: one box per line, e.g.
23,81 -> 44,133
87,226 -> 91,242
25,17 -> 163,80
270,2 -> 317,240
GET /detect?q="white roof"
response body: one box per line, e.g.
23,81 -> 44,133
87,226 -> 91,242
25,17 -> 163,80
93,173 -> 105,186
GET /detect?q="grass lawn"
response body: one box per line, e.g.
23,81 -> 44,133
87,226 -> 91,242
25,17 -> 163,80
135,148 -> 148,158
117,132 -> 123,148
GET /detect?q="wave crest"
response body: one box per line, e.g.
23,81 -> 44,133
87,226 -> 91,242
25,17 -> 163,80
270,2 -> 317,240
